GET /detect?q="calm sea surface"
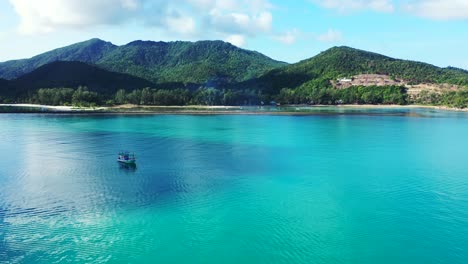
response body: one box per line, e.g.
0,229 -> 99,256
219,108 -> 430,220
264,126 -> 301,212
1,108 -> 468,263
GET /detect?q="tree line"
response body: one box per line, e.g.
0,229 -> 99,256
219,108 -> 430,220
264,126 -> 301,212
413,89 -> 468,109
275,85 -> 409,105
2,85 -> 467,109
28,87 -> 265,106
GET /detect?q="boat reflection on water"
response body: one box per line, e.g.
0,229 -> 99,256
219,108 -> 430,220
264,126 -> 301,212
119,162 -> 137,172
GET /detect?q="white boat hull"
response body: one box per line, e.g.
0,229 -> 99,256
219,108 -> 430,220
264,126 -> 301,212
117,159 -> 136,164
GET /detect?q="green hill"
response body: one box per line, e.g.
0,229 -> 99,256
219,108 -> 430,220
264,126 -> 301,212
1,44 -> 467,108
13,61 -> 154,96
245,46 -> 468,94
0,39 -> 286,84
0,39 -> 116,80
99,40 -> 287,83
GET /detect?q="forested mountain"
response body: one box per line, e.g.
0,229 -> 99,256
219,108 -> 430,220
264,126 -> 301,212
243,46 -> 468,95
0,41 -> 467,108
12,61 -> 154,96
0,39 -> 116,80
0,39 -> 286,84
98,40 -> 287,83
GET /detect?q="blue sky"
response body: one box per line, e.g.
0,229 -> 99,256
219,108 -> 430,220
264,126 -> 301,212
0,0 -> 467,69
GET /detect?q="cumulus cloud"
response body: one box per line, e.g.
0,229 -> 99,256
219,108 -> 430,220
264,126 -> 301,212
225,34 -> 246,47
8,0 -> 274,40
313,0 -> 394,13
206,11 -> 272,36
9,0 -> 151,34
317,29 -> 343,42
273,29 -> 301,45
403,0 -> 468,20
165,15 -> 197,35
188,0 -> 272,13
190,0 -> 273,36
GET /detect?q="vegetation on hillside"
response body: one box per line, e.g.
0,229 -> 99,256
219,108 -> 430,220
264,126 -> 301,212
25,87 -> 264,107
12,61 -> 155,96
0,39 -> 116,79
276,85 -> 408,105
0,39 -> 286,84
1,43 -> 467,109
34,87 -> 99,107
98,40 -> 286,83
413,89 -> 468,109
245,46 -> 468,95
0,78 -> 15,103
4,85 -> 464,109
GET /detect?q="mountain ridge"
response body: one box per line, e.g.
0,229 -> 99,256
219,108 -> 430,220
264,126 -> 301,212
0,38 -> 287,84
0,39 -> 117,79
7,61 -> 155,98
0,40 -> 467,107
239,45 -> 468,95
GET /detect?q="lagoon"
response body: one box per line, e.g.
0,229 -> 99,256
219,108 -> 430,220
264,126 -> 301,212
1,109 -> 468,263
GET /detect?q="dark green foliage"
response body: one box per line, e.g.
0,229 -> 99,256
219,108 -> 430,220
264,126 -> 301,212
115,88 -> 191,106
30,86 -> 101,106
275,86 -> 408,105
0,39 -> 286,84
190,88 -> 222,105
0,78 -> 9,87
249,46 -> 468,93
32,87 -> 100,106
189,88 -> 262,105
152,89 -> 191,106
17,85 -> 468,109
106,87 -> 262,106
0,78 -> 14,103
71,87 -> 99,107
302,47 -> 468,85
14,61 -> 154,96
36,88 -> 74,105
1,43 -> 467,109
0,39 -> 116,79
413,89 -> 468,108
114,89 -> 127,105
98,40 -> 286,84
444,89 -> 468,108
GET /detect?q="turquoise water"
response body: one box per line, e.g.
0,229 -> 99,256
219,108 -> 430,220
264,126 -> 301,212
1,109 -> 468,263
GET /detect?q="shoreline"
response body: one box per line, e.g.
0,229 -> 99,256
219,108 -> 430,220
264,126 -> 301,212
333,104 -> 468,112
1,103 -> 467,114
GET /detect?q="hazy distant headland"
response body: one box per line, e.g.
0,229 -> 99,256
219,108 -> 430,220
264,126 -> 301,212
0,38 -> 467,109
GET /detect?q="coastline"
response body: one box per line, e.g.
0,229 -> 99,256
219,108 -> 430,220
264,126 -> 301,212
1,103 -> 467,114
0,104 -> 107,112
333,104 -> 468,112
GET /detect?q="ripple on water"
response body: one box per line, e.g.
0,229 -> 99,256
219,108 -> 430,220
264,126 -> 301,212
1,113 -> 468,263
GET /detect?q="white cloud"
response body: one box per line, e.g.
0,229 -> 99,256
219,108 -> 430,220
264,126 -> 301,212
225,34 -> 246,47
121,0 -> 139,10
10,0 -> 151,34
205,9 -> 272,36
8,0 -> 274,38
188,0 -> 272,13
187,0 -> 239,12
317,29 -> 343,42
273,29 -> 300,45
313,0 -> 394,13
403,0 -> 468,20
165,15 -> 196,35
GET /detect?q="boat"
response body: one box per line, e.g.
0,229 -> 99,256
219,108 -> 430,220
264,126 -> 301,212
117,151 -> 136,164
